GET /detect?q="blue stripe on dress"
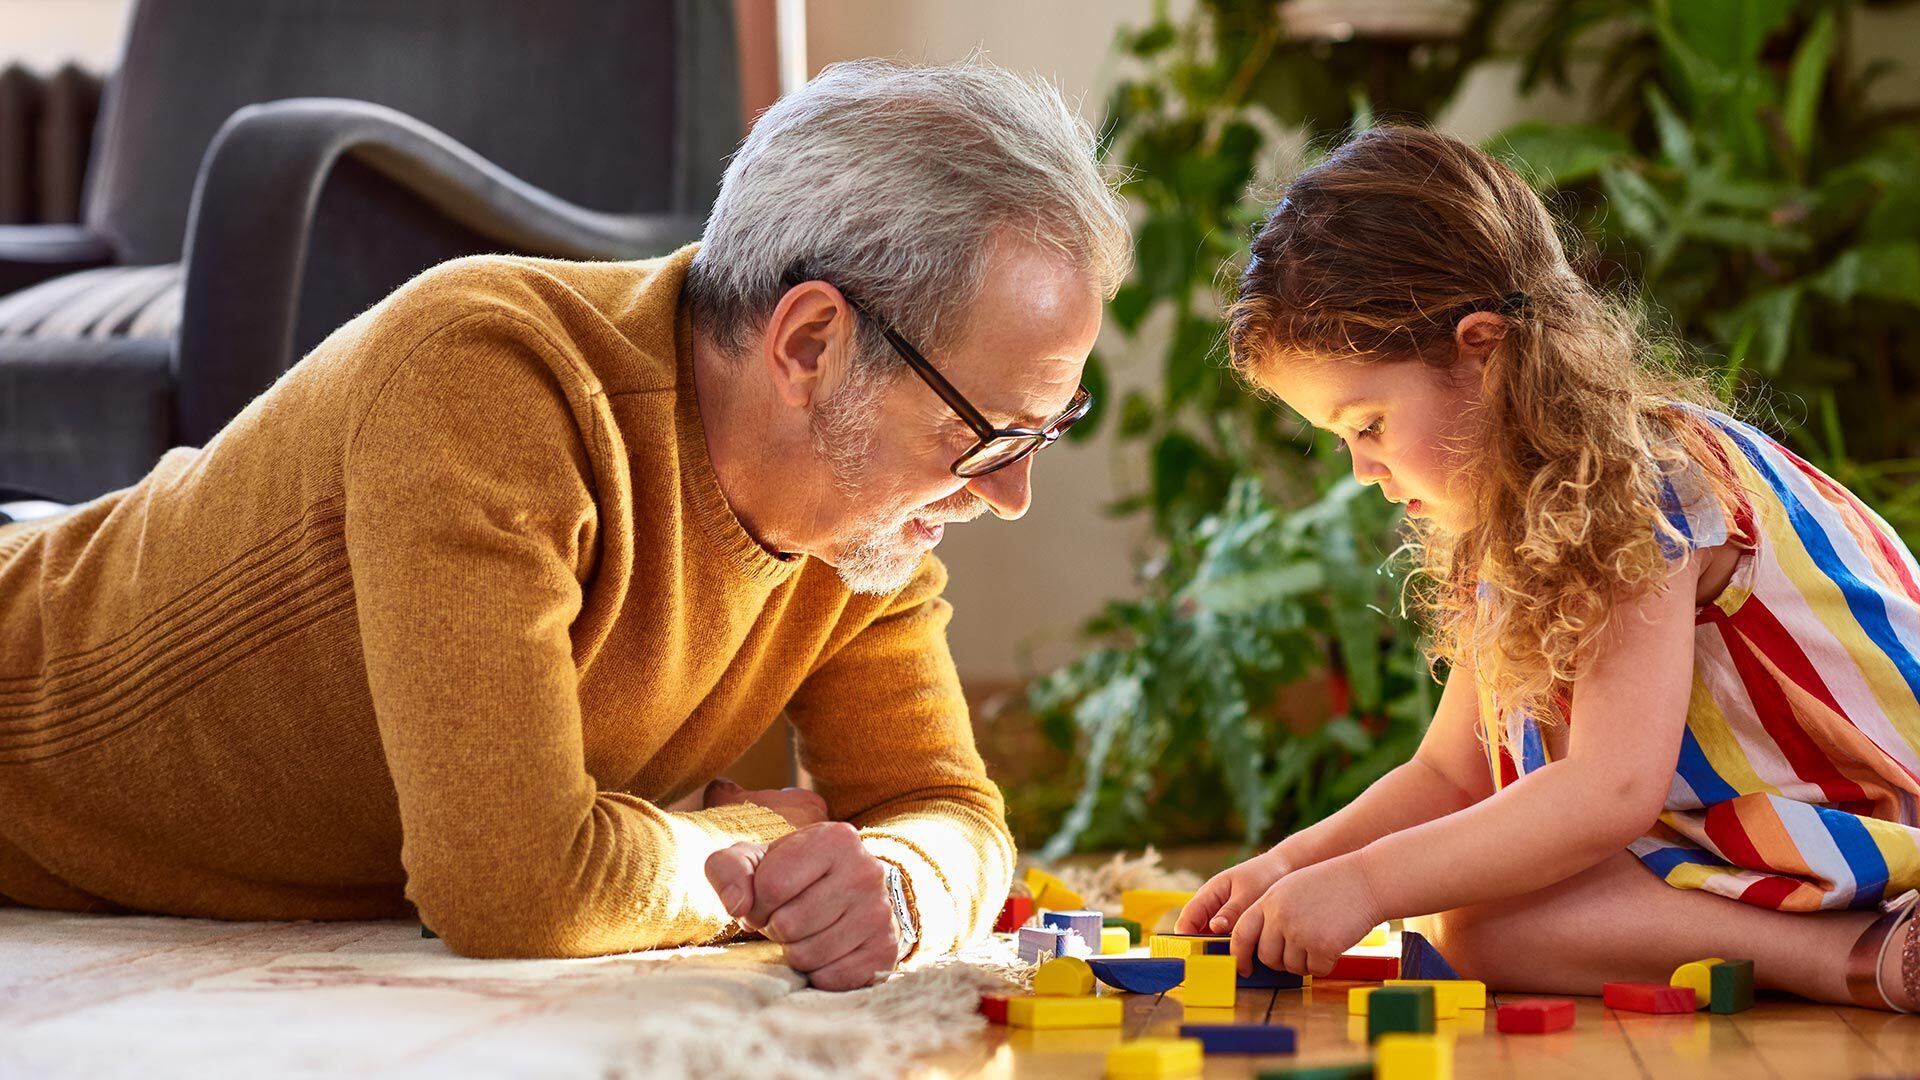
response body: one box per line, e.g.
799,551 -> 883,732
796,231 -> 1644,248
1713,416 -> 1920,717
1657,475 -> 1693,560
1674,726 -> 1741,805
1519,714 -> 1547,775
1815,803 -> 1890,908
1638,842 -> 1721,880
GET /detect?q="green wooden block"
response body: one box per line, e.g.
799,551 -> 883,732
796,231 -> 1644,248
1367,984 -> 1435,1042
1103,916 -> 1143,945
1256,1062 -> 1372,1080
1710,958 -> 1754,1013
420,924 -> 438,939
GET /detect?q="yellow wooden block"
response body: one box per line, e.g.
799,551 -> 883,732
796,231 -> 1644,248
1377,1033 -> 1453,1080
1361,923 -> 1389,947
1026,867 -> 1085,911
1385,978 -> 1485,1011
1105,1036 -> 1202,1079
1148,934 -> 1224,958
1121,888 -> 1195,935
1349,986 -> 1376,1015
1100,926 -> 1131,955
1033,956 -> 1096,997
1171,954 -> 1235,1008
1007,994 -> 1123,1029
1670,957 -> 1723,1009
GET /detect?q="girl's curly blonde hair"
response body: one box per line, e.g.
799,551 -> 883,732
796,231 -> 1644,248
1227,125 -> 1743,729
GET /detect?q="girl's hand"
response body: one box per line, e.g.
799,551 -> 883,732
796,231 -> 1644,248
1177,847 -> 1293,935
1230,855 -> 1383,977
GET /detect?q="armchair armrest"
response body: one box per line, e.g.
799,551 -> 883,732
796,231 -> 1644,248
0,225 -> 115,295
175,97 -> 705,445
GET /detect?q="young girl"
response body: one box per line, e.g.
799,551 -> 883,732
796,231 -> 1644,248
1178,125 -> 1920,1012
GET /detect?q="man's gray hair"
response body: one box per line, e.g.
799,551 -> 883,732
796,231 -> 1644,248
684,59 -> 1131,365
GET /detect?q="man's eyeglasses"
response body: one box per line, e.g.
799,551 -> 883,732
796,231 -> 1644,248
794,277 -> 1094,478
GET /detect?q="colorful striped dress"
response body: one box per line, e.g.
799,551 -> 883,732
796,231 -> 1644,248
1482,407 -> 1920,911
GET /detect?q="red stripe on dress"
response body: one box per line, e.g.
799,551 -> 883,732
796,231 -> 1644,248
1702,800 -> 1774,873
1770,439 -> 1920,603
1737,873 -> 1801,909
1709,600 -> 1868,804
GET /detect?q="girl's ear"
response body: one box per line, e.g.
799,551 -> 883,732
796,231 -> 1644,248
1454,310 -> 1508,364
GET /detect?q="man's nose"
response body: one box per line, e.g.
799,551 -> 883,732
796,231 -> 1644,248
966,455 -> 1034,521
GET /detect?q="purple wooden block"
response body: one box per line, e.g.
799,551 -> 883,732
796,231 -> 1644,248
1042,908 -> 1104,949
1203,938 -> 1308,988
1177,1022 -> 1298,1054
1088,957 -> 1185,994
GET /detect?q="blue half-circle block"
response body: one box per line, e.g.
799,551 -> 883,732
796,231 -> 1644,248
1088,957 -> 1186,994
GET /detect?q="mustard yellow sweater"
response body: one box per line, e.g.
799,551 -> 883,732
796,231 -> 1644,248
0,246 -> 1014,959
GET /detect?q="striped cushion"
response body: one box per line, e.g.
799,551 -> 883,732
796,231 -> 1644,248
0,264 -> 181,340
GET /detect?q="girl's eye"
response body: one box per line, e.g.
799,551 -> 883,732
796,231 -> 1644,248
1335,419 -> 1383,453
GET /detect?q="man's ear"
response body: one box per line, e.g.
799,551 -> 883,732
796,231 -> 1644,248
761,282 -> 855,409
1454,310 -> 1509,365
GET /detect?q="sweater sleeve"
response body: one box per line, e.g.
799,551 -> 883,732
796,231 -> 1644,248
343,310 -> 791,959
784,558 -> 1017,961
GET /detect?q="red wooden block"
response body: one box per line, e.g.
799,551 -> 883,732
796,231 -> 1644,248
1327,953 -> 1400,981
994,895 -> 1035,934
978,993 -> 1012,1024
1602,982 -> 1696,1014
1496,998 -> 1576,1034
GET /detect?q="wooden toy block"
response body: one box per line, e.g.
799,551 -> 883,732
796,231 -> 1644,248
1399,931 -> 1460,981
978,993 -> 1013,1024
1105,1036 -> 1203,1079
1101,926 -> 1132,954
1150,932 -> 1227,958
1375,1032 -> 1453,1080
1122,888 -> 1195,935
1045,908 -> 1106,949
1709,958 -> 1754,1014
420,924 -> 437,939
993,895 -> 1036,934
1025,867 -> 1085,911
1201,939 -> 1308,988
1034,956 -> 1096,997
1494,998 -> 1575,1034
1602,981 -> 1696,1014
1669,957 -> 1721,1008
1254,1062 -> 1373,1080
1172,954 -> 1236,1008
1385,978 -> 1486,1010
1089,957 -> 1186,995
1105,915 -> 1143,945
1348,986 -> 1376,1015
1361,924 -> 1389,947
1007,994 -> 1123,1029
1327,953 -> 1399,980
1368,985 -> 1436,1042
1019,926 -> 1071,963
1177,1022 -> 1297,1054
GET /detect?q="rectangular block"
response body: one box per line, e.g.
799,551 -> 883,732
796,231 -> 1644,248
1495,999 -> 1575,1034
1172,954 -> 1236,1008
1200,938 -> 1308,988
1150,933 -> 1227,958
1104,915 -> 1143,945
1375,1032 -> 1453,1080
1348,986 -> 1375,1015
1368,985 -> 1436,1042
1327,953 -> 1399,981
1709,958 -> 1754,1014
1602,981 -> 1696,1014
1025,867 -> 1085,911
978,993 -> 1012,1024
1177,1022 -> 1297,1054
1006,994 -> 1123,1029
993,895 -> 1035,934
1385,978 -> 1486,1010
1018,926 -> 1070,964
1121,888 -> 1195,935
1044,908 -> 1105,950
1255,1063 -> 1372,1080
1106,1036 -> 1204,1079
1100,926 -> 1132,954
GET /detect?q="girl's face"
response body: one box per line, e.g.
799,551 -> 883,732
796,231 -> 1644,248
1259,352 -> 1489,531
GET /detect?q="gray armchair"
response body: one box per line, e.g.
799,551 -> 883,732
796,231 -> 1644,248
0,0 -> 739,503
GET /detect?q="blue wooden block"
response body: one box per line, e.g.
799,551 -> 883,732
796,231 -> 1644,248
1018,926 -> 1070,963
1178,1022 -> 1297,1054
1088,957 -> 1186,995
1399,931 -> 1460,981
1043,908 -> 1105,949
1203,938 -> 1308,988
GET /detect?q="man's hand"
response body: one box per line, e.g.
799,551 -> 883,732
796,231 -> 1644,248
705,822 -> 903,991
701,777 -> 829,829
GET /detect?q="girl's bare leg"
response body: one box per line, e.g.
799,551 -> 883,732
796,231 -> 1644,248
1410,850 -> 1915,1010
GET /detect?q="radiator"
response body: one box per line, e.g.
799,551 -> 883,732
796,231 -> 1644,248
0,63 -> 102,226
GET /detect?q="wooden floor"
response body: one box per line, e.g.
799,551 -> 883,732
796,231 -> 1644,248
917,974 -> 1920,1078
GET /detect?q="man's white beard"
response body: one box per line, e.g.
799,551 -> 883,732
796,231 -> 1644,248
811,379 -> 925,595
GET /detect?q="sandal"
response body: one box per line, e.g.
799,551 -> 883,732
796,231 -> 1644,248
1846,888 -> 1919,1013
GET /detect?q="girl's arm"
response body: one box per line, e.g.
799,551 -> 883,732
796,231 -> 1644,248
1352,554 -> 1703,921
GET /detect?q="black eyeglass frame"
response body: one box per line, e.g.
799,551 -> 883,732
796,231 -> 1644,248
789,276 -> 1094,478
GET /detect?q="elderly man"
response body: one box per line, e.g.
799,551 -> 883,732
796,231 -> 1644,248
0,60 -> 1129,989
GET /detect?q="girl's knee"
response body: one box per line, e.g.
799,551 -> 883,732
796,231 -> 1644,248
1409,907 -> 1509,986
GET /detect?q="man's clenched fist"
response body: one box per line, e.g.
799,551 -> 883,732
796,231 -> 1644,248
704,821 -> 904,991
